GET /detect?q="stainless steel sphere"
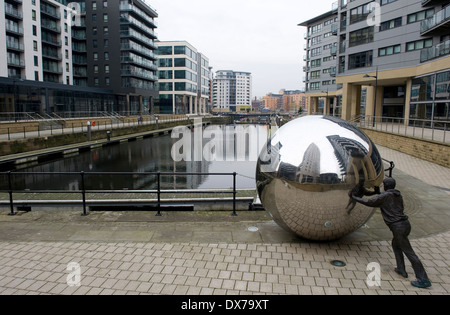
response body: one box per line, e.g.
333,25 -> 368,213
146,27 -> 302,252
256,115 -> 384,241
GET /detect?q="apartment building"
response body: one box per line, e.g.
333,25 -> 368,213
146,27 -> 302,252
156,40 -> 210,115
0,0 -> 159,118
261,90 -> 307,112
300,0 -> 450,124
212,70 -> 252,112
299,4 -> 340,115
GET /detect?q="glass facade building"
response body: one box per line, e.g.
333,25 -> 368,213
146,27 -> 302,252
155,41 -> 210,115
0,0 -> 159,119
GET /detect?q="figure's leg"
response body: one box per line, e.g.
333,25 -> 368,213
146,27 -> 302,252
395,221 -> 431,288
390,227 -> 407,277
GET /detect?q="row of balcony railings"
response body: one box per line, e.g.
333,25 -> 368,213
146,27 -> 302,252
356,115 -> 449,144
119,3 -> 158,27
0,113 -> 192,141
421,5 -> 450,34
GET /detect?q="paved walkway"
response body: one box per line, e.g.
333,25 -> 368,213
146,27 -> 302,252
0,145 -> 449,296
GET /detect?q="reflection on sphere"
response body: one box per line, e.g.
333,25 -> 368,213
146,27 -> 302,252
256,115 -> 384,241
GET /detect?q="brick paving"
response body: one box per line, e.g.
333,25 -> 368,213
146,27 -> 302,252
0,233 -> 449,295
0,145 -> 449,295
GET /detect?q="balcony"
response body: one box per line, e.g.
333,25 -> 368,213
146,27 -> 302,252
42,51 -> 62,61
330,45 -> 337,56
6,42 -> 24,52
331,24 -> 338,35
420,40 -> 450,62
41,20 -> 61,33
43,65 -> 63,74
119,3 -> 158,28
5,24 -> 23,35
4,6 -> 23,20
422,0 -> 449,7
421,6 -> 450,36
7,58 -> 25,68
40,5 -> 61,20
330,67 -> 337,77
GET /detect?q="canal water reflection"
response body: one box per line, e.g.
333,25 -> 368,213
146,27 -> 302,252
5,125 -> 269,191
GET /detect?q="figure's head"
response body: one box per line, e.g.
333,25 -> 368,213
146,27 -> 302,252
383,177 -> 396,191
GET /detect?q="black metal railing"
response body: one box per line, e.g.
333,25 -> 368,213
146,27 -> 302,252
0,171 -> 239,217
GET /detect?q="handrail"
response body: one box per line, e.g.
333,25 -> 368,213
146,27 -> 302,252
358,115 -> 449,144
0,171 -> 239,217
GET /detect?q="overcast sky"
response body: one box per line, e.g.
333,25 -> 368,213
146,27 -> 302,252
148,0 -> 336,98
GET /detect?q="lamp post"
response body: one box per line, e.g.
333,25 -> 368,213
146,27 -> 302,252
364,67 -> 378,127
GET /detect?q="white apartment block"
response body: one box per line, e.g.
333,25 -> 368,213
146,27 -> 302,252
156,40 -> 210,115
1,0 -> 73,84
213,70 -> 252,112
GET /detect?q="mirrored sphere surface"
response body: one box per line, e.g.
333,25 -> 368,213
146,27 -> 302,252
256,115 -> 384,241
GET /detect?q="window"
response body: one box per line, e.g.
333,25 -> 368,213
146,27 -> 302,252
158,46 -> 173,55
381,0 -> 396,5
407,9 -> 434,24
34,56 -> 39,66
309,24 -> 322,35
380,17 -> 402,31
158,82 -> 173,91
310,82 -> 321,90
349,27 -> 374,47
105,65 -> 109,74
158,70 -> 172,79
348,51 -> 373,69
311,70 -> 321,79
33,40 -> 38,51
311,47 -> 321,57
32,10 -> 36,21
350,2 -> 376,24
174,58 -> 186,67
406,39 -> 433,52
379,45 -> 401,56
158,58 -> 173,67
103,14 -> 108,23
311,35 -> 321,46
311,59 -> 321,68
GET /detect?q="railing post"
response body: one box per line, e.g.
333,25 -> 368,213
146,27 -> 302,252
80,171 -> 88,216
444,123 -> 447,143
7,171 -> 15,216
232,172 -> 237,216
156,172 -> 162,216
